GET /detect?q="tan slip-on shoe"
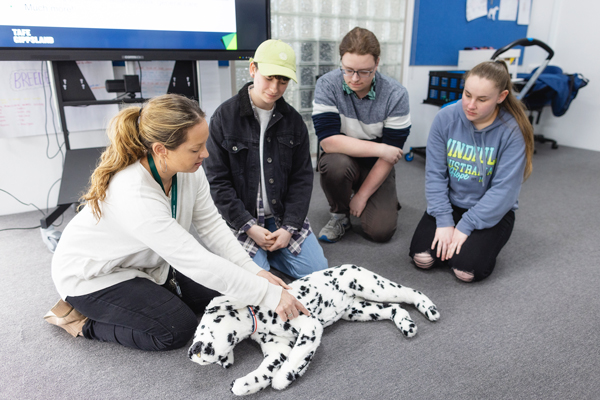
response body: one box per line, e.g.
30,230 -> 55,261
44,299 -> 88,337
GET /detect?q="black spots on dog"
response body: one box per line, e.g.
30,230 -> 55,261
323,270 -> 333,277
339,268 -> 347,276
358,301 -> 372,308
351,265 -> 360,270
283,321 -> 291,331
376,303 -> 392,309
254,376 -> 259,383
287,340 -> 295,348
349,279 -> 364,292
205,306 -> 220,314
329,278 -> 341,291
213,315 -> 224,323
390,282 -> 399,288
297,285 -> 311,299
413,289 -> 423,295
267,358 -> 282,372
219,354 -> 231,367
347,307 -> 363,319
263,374 -> 270,381
257,312 -> 268,324
369,313 -> 380,320
324,300 -> 329,307
296,333 -> 315,346
286,372 -> 295,382
267,310 -> 274,317
204,342 -> 215,356
227,331 -> 237,346
317,294 -> 324,307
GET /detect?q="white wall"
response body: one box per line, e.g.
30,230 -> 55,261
522,0 -> 600,151
1,121 -> 108,217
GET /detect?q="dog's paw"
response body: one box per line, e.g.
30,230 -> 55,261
272,371 -> 295,390
425,305 -> 440,322
399,316 -> 417,338
230,374 -> 271,396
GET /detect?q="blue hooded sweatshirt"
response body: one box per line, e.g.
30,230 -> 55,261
425,101 -> 526,236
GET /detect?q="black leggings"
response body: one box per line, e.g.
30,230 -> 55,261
66,268 -> 220,351
409,206 -> 515,281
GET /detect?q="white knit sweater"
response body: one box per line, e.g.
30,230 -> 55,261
51,160 -> 282,310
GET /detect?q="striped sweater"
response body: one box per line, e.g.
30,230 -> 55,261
312,69 -> 411,149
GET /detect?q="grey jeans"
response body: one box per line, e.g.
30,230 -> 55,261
318,152 -> 399,242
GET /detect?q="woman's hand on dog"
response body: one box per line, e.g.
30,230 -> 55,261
276,290 -> 310,322
256,270 -> 291,289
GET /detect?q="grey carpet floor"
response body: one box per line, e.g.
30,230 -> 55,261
1,144 -> 598,399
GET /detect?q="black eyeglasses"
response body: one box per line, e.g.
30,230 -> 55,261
340,67 -> 376,78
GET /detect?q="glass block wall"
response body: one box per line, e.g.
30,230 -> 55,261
234,0 -> 408,155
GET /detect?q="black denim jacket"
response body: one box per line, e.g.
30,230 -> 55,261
204,82 -> 314,231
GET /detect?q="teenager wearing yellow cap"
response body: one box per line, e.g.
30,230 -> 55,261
204,39 -> 328,279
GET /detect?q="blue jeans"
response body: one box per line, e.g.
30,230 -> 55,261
252,217 -> 328,279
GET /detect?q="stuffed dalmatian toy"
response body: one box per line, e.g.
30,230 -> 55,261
188,264 -> 439,396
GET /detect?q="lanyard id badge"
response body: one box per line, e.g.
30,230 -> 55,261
147,154 -> 177,219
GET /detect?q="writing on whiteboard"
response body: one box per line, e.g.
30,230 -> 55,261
10,69 -> 50,91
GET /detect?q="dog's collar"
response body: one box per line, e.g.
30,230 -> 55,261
247,306 -> 258,335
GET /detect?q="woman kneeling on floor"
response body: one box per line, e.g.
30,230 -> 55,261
409,60 -> 534,282
45,94 -> 308,350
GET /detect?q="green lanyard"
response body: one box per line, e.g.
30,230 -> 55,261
147,154 -> 177,219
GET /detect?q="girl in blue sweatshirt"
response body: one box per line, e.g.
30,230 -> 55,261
409,61 -> 534,282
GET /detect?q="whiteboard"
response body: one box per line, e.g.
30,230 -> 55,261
0,60 -> 118,139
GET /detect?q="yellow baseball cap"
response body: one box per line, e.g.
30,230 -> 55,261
250,39 -> 297,83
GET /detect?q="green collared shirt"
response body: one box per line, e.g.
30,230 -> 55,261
342,75 -> 377,100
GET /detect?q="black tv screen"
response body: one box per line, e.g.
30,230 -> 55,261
0,0 -> 270,61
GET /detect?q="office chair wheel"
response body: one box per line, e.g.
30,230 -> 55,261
405,149 -> 414,162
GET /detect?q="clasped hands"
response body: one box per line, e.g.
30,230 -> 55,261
432,226 -> 468,261
247,225 -> 292,252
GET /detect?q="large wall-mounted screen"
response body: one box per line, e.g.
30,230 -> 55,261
0,0 -> 270,60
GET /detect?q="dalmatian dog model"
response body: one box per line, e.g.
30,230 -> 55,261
188,264 -> 439,395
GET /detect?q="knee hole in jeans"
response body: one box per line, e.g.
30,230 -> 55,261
453,268 -> 474,282
413,252 -> 434,269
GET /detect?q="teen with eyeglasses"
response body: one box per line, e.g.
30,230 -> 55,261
312,27 -> 411,243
